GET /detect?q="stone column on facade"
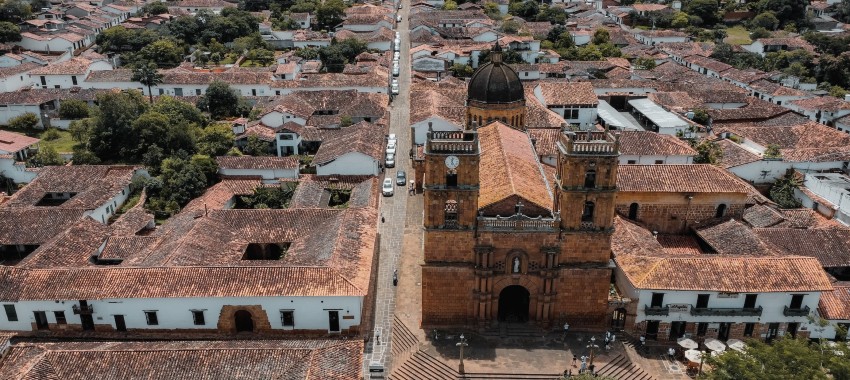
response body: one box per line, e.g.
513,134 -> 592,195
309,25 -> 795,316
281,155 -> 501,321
474,245 -> 494,325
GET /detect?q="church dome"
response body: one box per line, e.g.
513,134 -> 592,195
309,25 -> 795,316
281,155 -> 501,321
467,44 -> 524,105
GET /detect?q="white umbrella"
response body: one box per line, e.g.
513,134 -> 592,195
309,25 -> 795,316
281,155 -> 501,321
726,339 -> 746,352
705,338 -> 727,352
677,337 -> 699,349
684,349 -> 704,363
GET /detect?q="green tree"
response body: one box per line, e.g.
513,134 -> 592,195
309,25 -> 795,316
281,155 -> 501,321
450,63 -> 474,77
483,2 -> 501,19
28,145 -> 63,167
754,0 -> 808,25
752,11 -> 780,30
671,11 -> 689,28
633,57 -> 656,70
151,96 -> 206,127
577,45 -> 603,61
443,0 -> 458,10
500,19 -> 521,34
0,21 -> 21,43
692,109 -> 711,125
686,0 -> 720,26
132,62 -> 164,104
88,90 -> 148,161
691,140 -> 722,164
166,16 -> 201,45
763,143 -> 781,158
478,48 -> 525,65
197,80 -> 249,119
190,154 -> 218,186
0,0 -> 31,23
509,0 -> 539,18
592,28 -> 610,45
68,118 -> 94,144
8,112 -> 39,129
159,156 -> 208,205
750,27 -> 771,39
704,337 -> 846,380
242,135 -> 273,156
316,0 -> 346,30
58,99 -> 90,119
247,48 -> 275,66
829,85 -> 848,99
71,146 -> 101,165
140,1 -> 168,15
138,39 -> 185,69
197,123 -> 235,156
769,171 -> 802,208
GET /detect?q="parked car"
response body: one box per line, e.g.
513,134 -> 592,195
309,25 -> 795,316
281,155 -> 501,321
396,170 -> 406,186
382,178 -> 394,196
391,83 -> 399,95
397,15 -> 402,22
394,51 -> 400,60
388,133 -> 397,143
386,141 -> 397,155
385,153 -> 395,168
395,31 -> 400,39
392,78 -> 399,87
393,65 -> 400,76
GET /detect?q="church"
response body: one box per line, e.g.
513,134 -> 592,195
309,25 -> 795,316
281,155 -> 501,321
420,43 -> 618,329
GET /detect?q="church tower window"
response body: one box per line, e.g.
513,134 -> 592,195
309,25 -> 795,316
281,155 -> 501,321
582,201 -> 595,222
584,169 -> 596,188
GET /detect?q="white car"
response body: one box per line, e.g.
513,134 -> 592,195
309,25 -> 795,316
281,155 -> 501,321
385,153 -> 395,168
394,44 -> 400,52
394,51 -> 400,60
388,133 -> 397,143
397,15 -> 402,22
392,78 -> 399,87
395,32 -> 400,39
392,65 -> 400,76
386,141 -> 397,155
391,83 -> 399,95
382,178 -> 394,196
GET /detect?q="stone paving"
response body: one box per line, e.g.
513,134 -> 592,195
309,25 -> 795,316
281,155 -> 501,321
362,0 -> 413,376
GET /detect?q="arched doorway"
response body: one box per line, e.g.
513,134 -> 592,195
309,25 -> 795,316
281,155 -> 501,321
498,285 -> 530,322
234,310 -> 254,332
611,307 -> 627,331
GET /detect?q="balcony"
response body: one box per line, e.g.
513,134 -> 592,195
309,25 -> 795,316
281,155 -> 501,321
783,305 -> 810,317
690,306 -> 763,317
72,304 -> 94,315
644,305 -> 669,316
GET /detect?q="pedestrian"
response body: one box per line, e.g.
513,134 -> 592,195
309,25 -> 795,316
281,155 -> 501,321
604,336 -> 610,348
610,333 -> 616,343
580,356 -> 587,374
668,347 -> 676,361
392,269 -> 398,286
572,355 -> 577,367
381,215 -> 385,223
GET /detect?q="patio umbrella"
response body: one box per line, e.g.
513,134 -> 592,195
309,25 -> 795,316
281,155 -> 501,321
726,339 -> 746,352
684,349 -> 704,363
705,338 -> 727,352
677,337 -> 699,349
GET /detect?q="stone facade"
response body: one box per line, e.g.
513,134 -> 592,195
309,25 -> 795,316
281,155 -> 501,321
466,100 -> 526,130
216,305 -> 273,333
615,192 -> 748,234
421,130 -> 619,331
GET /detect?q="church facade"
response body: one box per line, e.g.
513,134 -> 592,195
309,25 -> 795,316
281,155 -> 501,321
421,45 -> 619,329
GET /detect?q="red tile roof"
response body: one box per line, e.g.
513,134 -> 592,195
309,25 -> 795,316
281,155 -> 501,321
616,165 -> 754,193
617,131 -> 696,157
0,130 -> 39,154
819,283 -> 850,320
313,121 -> 385,165
535,81 -> 598,106
216,156 -> 299,170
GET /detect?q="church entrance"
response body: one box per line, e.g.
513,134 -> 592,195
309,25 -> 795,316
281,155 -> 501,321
234,310 -> 254,332
498,285 -> 530,322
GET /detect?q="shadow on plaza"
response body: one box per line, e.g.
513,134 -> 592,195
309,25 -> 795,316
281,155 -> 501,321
423,328 -> 579,363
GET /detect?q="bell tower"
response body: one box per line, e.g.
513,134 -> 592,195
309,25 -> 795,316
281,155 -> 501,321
422,129 -> 480,229
555,130 -> 619,233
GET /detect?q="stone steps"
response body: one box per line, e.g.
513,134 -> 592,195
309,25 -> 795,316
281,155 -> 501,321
595,354 -> 656,380
391,315 -> 418,357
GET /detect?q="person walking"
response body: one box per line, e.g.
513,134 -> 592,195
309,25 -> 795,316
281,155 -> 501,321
392,269 -> 398,286
580,356 -> 587,374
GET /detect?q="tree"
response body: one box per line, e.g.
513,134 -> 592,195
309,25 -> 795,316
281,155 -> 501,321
0,0 -> 31,23
318,38 -> 367,72
450,63 -> 474,77
686,0 -> 720,26
577,45 -> 603,61
246,48 -> 275,66
137,39 -> 185,69
478,48 -> 525,65
483,2 -> 501,19
704,337 -> 848,380
58,99 -> 90,119
88,90 -> 148,161
197,123 -> 235,156
769,171 -> 802,208
190,154 -> 218,186
547,25 -> 567,45
28,145 -> 63,167
197,81 -> 248,119
510,0 -> 539,19
671,11 -> 689,28
243,135 -> 273,156
0,21 -> 21,43
443,0 -> 458,10
159,156 -> 208,205
8,112 -> 39,129
500,19 -> 521,34
132,62 -> 164,104
592,28 -> 610,45
140,1 -> 168,15
754,0 -> 809,25
750,27 -> 771,39
692,109 -> 711,125
763,143 -> 781,158
166,16 -> 201,45
151,96 -> 206,127
691,140 -> 722,164
633,57 -> 656,70
316,0 -> 346,30
752,11 -> 780,30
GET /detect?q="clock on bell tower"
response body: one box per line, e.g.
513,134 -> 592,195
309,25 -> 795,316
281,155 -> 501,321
422,129 -> 480,230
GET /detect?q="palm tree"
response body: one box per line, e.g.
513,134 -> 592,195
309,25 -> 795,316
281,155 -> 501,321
132,62 -> 163,104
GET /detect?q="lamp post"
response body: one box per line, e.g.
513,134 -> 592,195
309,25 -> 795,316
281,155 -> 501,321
587,336 -> 598,375
457,333 -> 469,374
698,349 -> 707,376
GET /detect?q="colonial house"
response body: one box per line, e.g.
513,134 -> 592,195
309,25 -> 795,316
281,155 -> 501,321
533,82 -> 599,129
617,131 -> 696,165
313,121 -> 384,176
633,30 -> 689,46
787,96 -> 850,125
742,37 -> 817,57
216,156 -> 300,182
29,57 -> 112,89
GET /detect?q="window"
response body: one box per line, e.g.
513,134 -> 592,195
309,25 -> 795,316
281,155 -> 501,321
195,89 -> 201,95
787,322 -> 799,338
627,160 -> 637,164
584,170 -> 596,188
446,171 -> 457,187
790,294 -> 804,309
40,76 -> 46,86
54,311 -> 66,324
696,294 -> 710,308
158,88 -> 164,95
744,294 -> 757,309
55,85 -> 60,89
628,203 -> 639,220
654,160 -> 663,164
192,310 -> 205,325
280,310 -> 295,327
581,201 -> 595,222
650,292 -> 664,308
3,304 -> 17,321
174,88 -> 183,96
565,109 -> 579,119
251,89 -> 257,96
715,204 -> 727,218
744,323 -> 755,337
697,322 -> 708,337
444,200 -> 458,228
72,76 -> 77,86
145,311 -> 159,325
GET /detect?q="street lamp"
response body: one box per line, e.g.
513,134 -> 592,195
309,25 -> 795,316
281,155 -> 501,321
698,349 -> 708,376
587,336 -> 599,375
457,333 -> 469,374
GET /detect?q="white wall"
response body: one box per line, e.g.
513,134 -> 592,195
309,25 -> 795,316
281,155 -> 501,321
0,157 -> 37,183
728,160 -> 842,183
86,181 -> 134,224
0,295 -> 362,332
261,111 -> 306,129
219,167 -> 299,180
316,151 -> 380,176
0,72 -> 32,92
0,104 -> 45,127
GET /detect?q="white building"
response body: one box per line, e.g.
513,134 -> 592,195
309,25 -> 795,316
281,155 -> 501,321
216,156 -> 299,181
313,122 -> 384,176
627,98 -> 692,135
533,82 -> 599,129
617,131 -> 695,164
29,57 -> 112,89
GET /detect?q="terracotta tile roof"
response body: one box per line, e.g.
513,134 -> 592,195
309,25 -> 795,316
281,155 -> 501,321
265,90 -> 388,127
720,67 -> 772,84
632,3 -> 668,11
409,79 -> 466,126
290,175 -> 378,209
9,340 -> 363,380
715,139 -> 760,168
3,165 -> 138,210
478,121 -> 552,213
335,27 -> 394,43
656,234 -> 704,255
183,179 -> 261,213
527,128 -> 560,157
172,0 -> 235,7
616,165 -> 753,193
0,88 -> 111,105
18,217 -> 112,268
216,156 -> 299,170
524,85 -> 564,129
791,96 -> 850,112
535,81 -> 598,106
0,131 -> 39,154
0,209 -> 86,245
84,68 -> 133,82
756,37 -> 816,53
646,91 -> 702,111
683,54 -> 732,73
313,121 -> 385,165
160,67 -> 275,85
0,62 -> 41,79
776,208 -> 843,229
617,131 -> 696,157
29,57 -> 97,75
695,219 -> 775,255
742,204 -> 785,228
749,79 -> 811,97
755,228 -> 850,268
707,97 -> 790,123
819,283 -> 850,320
718,122 -> 850,162
271,68 -> 388,90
